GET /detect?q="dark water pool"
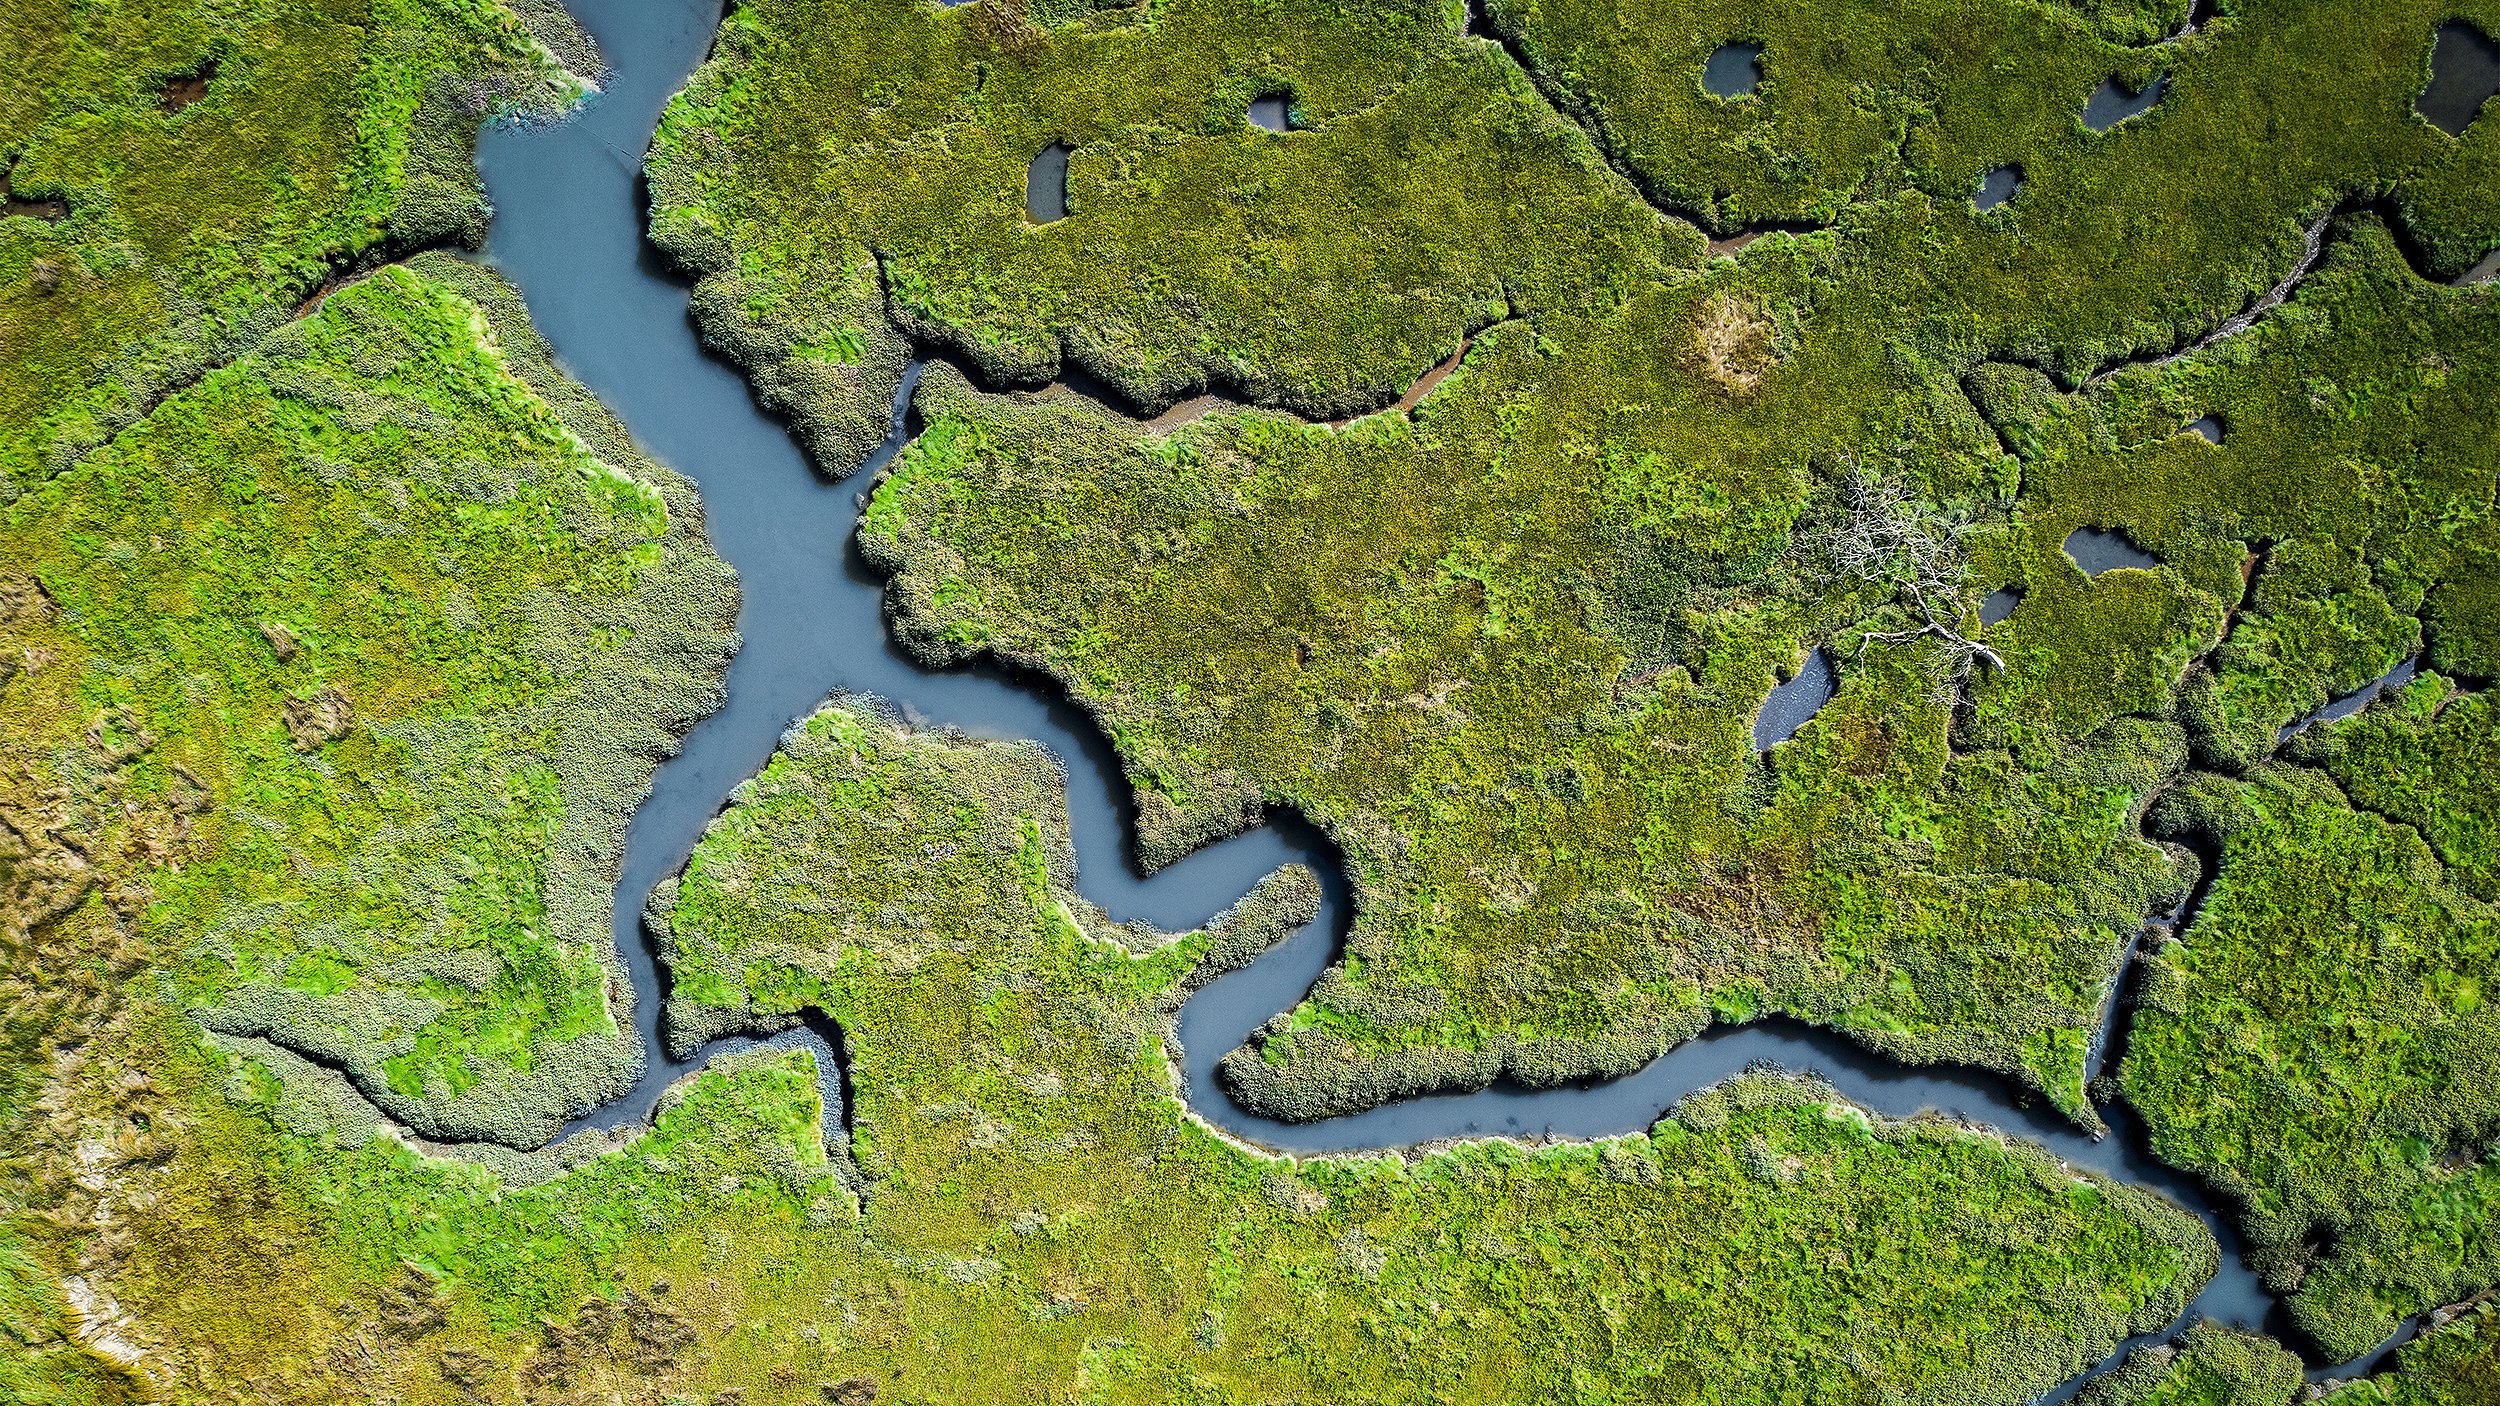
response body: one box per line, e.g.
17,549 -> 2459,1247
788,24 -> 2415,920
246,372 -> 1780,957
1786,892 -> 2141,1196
1703,41 -> 1764,99
2419,21 -> 2500,138
1975,163 -> 2024,211
2084,71 -> 2169,131
2066,524 -> 2163,574
464,0 -> 2420,1390
1247,94 -> 1291,132
1752,646 -> 1835,748
1025,142 -> 1072,223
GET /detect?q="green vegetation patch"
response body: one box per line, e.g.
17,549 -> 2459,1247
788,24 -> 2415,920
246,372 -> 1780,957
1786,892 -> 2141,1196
2078,1321 -> 2306,1406
0,0 -> 588,487
652,0 -> 2500,1152
0,255 -> 736,1151
2126,763 -> 2500,1359
2082,1302 -> 2500,1405
634,693 -> 2219,1402
647,0 -> 1700,468
8,688 -> 2219,1402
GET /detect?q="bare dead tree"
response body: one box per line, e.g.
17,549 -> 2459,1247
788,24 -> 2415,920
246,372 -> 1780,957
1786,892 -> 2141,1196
1817,464 -> 2004,700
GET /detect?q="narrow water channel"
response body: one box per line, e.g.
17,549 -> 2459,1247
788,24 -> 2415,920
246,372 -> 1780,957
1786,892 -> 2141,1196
468,0 -> 2414,1394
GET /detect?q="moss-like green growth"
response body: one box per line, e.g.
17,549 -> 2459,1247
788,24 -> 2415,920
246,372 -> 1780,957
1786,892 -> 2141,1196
2079,1321 -> 2306,1406
2344,1300 -> 2500,1403
2310,680 -> 2500,905
0,0 -> 587,488
0,256 -> 736,1155
2126,764 -> 2500,1359
633,694 -> 2215,1402
2078,1301 -> 2500,1405
9,690 -> 2218,1402
651,0 -> 2500,1146
647,0 -> 1704,468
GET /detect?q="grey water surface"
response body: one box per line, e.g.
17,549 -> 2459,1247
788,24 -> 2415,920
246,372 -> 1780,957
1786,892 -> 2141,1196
2187,413 -> 2225,445
1975,163 -> 2024,211
1752,647 -> 1835,749
1980,585 -> 2025,625
1025,142 -> 1072,222
2066,524 -> 2163,574
2419,21 -> 2500,138
2282,655 -> 2421,740
1248,94 -> 1292,132
467,0 -> 2414,1391
1703,41 -> 1764,99
2084,71 -> 2169,131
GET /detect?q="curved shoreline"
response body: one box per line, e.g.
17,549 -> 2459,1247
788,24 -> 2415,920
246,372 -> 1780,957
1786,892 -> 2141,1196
468,0 -> 2424,1397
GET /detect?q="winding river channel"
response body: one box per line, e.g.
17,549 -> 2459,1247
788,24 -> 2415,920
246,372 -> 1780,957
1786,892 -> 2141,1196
469,0 -> 2417,1396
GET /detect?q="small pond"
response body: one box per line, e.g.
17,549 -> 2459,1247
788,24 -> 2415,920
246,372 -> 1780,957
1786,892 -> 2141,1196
1753,647 -> 1835,749
2084,71 -> 2169,131
2065,525 -> 2162,574
1980,586 -> 2025,625
1703,41 -> 1764,99
2418,21 -> 2500,137
1247,94 -> 1291,132
1026,142 -> 1072,223
1974,163 -> 2024,211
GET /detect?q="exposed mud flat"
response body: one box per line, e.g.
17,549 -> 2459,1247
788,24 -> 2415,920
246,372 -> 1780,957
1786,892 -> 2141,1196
3,170 -> 68,222
160,58 -> 218,112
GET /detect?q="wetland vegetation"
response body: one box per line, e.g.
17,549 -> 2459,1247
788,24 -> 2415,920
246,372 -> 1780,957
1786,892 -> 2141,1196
9,0 -> 2500,1397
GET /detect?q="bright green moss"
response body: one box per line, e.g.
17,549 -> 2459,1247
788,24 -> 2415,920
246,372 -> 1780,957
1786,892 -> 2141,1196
2342,1301 -> 2500,1404
2078,1303 -> 2500,1406
0,258 -> 736,1148
622,694 -> 2217,1402
2125,765 -> 2500,1359
0,0 -> 586,487
13,691 -> 2217,1401
648,0 -> 1701,467
652,0 -> 2500,1144
2078,1322 -> 2305,1406
2310,679 -> 2500,904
